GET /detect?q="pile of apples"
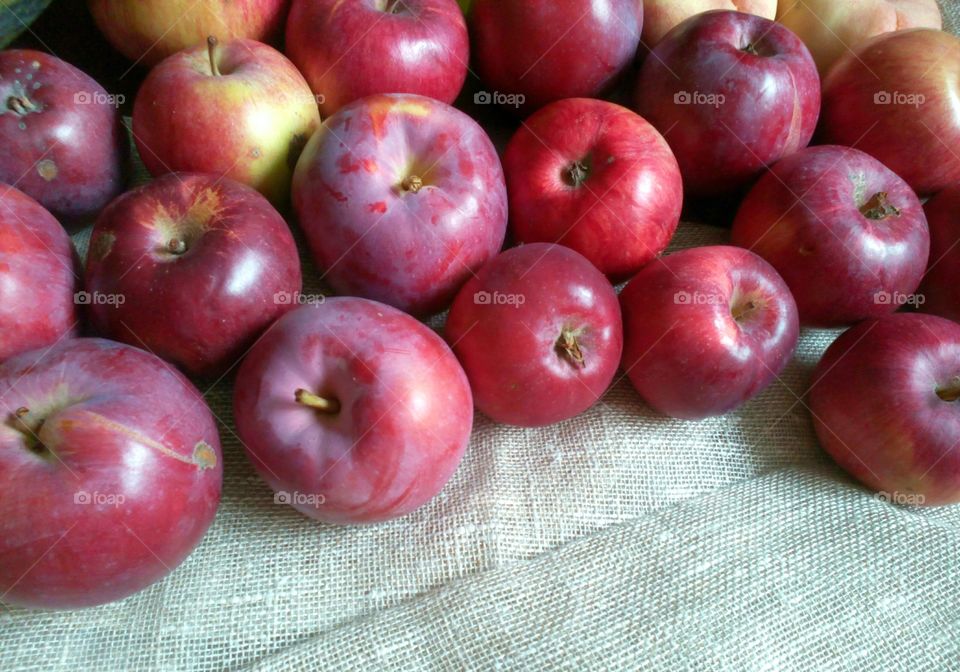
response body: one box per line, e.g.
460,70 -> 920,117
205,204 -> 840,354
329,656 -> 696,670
1,0 -> 958,610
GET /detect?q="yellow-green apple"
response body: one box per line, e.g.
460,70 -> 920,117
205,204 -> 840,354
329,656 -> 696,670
286,0 -> 468,116
0,184 -> 79,363
0,338 -> 222,608
643,0 -> 776,47
820,28 -> 960,195
88,0 -> 289,67
470,0 -> 644,112
84,173 -> 302,377
777,0 -> 941,74
133,38 -> 320,205
292,93 -> 507,316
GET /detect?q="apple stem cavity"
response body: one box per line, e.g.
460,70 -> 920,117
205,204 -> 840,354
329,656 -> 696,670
295,388 -> 341,414
556,327 -> 586,368
207,36 -> 222,77
860,192 -> 901,220
401,175 -> 424,193
564,159 -> 591,188
936,376 -> 960,402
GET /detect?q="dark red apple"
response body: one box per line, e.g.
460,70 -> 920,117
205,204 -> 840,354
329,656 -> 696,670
635,10 -> 820,197
810,313 -> 960,506
620,245 -> 799,420
85,173 -> 302,378
470,0 -> 643,112
730,145 -> 929,327
133,38 -> 321,205
445,243 -> 622,427
292,93 -> 507,316
504,98 -> 682,280
820,29 -> 960,195
286,0 -> 468,116
919,186 -> 960,322
233,297 -> 472,524
0,184 -> 79,363
0,338 -> 222,609
0,50 -> 124,223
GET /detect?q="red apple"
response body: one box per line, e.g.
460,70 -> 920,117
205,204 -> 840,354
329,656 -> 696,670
918,186 -> 960,322
445,243 -> 622,427
292,93 -> 507,316
133,38 -> 321,205
643,0 -> 776,47
0,338 -> 222,608
731,145 -> 929,327
233,297 -> 472,524
84,173 -> 302,377
777,0 -> 941,75
0,50 -> 124,223
470,0 -> 643,112
635,10 -> 820,197
286,0 -> 468,117
88,0 -> 289,67
810,313 -> 960,506
620,245 -> 799,420
503,98 -> 682,280
0,184 -> 79,362
820,29 -> 960,195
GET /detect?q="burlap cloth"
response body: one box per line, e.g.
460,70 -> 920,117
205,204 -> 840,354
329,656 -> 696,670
4,3 -> 960,670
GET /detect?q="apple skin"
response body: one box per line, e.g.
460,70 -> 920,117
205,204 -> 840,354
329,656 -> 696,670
88,0 -> 289,67
820,29 -> 960,196
0,338 -> 222,609
470,0 -> 643,112
84,173 -> 302,378
233,297 -> 472,524
504,98 -> 682,281
0,50 -> 124,223
730,145 -> 929,328
620,245 -> 799,420
292,93 -> 507,316
286,0 -> 468,117
0,184 -> 79,363
445,243 -> 622,428
777,0 -> 941,75
133,38 -> 321,206
635,10 -> 820,197
919,186 -> 960,323
643,0 -> 776,47
809,313 -> 960,506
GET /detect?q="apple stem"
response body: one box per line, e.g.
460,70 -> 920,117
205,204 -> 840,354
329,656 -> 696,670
207,36 -> 221,77
6,95 -> 37,115
10,407 -> 48,455
565,160 -> 591,188
401,175 -> 423,193
937,377 -> 960,402
295,389 -> 341,414
860,192 -> 901,221
556,328 -> 586,368
167,238 -> 187,255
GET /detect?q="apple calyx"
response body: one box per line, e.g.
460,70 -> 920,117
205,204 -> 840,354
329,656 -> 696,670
166,238 -> 188,255
556,327 -> 586,368
564,159 -> 591,188
382,0 -> 408,14
401,175 -> 424,193
6,94 -> 38,116
860,192 -> 901,220
295,388 -> 341,414
207,36 -> 222,77
936,376 -> 960,402
732,299 -> 760,323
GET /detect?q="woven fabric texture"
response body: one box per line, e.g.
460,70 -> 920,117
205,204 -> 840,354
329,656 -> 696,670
3,3 -> 960,671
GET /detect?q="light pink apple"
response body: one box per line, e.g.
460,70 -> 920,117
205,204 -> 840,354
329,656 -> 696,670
777,0 -> 942,74
643,0 -> 776,47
